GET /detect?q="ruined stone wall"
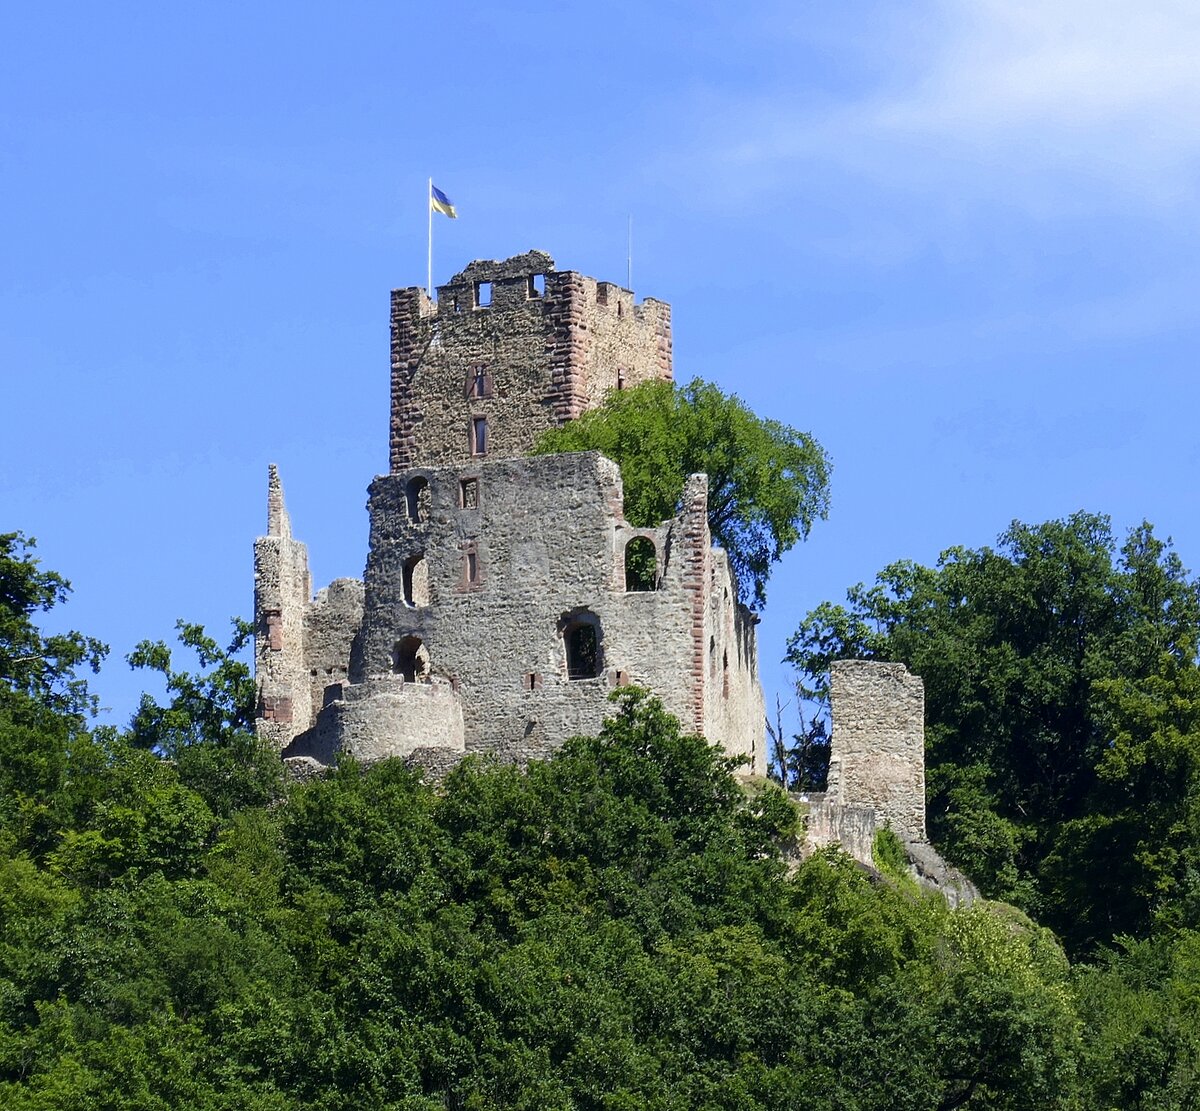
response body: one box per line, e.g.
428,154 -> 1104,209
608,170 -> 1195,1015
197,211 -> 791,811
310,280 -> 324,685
344,451 -> 760,764
803,794 -> 877,863
829,660 -> 926,841
284,676 -> 465,765
254,468 -> 365,752
389,251 -> 672,472
254,465 -> 314,750
302,578 -> 363,725
702,546 -> 767,775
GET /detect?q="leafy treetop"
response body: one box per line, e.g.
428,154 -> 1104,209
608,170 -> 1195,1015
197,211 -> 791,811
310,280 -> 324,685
533,379 -> 831,609
0,532 -> 106,719
788,512 -> 1200,953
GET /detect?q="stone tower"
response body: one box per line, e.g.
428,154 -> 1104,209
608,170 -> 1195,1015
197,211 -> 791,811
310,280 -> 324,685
389,250 -> 672,471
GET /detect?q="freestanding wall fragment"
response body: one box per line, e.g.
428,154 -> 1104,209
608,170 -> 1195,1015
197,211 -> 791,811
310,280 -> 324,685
828,660 -> 926,841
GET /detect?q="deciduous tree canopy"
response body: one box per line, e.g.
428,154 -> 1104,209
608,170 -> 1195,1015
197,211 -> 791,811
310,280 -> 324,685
533,379 -> 831,609
788,512 -> 1200,953
2,532 -> 1199,1107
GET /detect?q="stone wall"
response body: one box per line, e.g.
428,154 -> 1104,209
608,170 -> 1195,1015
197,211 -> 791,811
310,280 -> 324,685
302,578 -> 363,725
253,468 -> 368,753
828,660 -> 926,841
389,251 -> 672,472
702,546 -> 766,773
337,450 -> 765,769
803,794 -> 878,863
285,676 -> 465,765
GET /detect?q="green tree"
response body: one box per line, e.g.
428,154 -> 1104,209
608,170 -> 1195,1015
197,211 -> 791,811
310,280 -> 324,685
788,513 -> 1200,951
127,620 -> 281,816
0,532 -> 106,719
533,379 -> 830,608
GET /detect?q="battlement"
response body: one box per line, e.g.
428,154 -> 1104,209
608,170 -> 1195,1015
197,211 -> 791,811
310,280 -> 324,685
389,251 -> 672,472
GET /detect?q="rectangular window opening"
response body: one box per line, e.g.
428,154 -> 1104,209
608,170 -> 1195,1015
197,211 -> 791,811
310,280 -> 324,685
471,416 -> 488,456
460,477 -> 479,509
475,281 -> 492,308
528,273 -> 545,298
466,548 -> 479,583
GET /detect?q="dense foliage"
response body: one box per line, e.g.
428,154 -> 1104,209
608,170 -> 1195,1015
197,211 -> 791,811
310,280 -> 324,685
3,530 -> 1200,1107
788,513 -> 1200,956
532,379 -> 831,609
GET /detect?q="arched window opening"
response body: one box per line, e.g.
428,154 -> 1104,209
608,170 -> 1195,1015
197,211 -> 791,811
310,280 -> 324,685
406,476 -> 430,522
562,612 -> 602,680
393,636 -> 430,683
403,554 -> 430,607
624,537 -> 657,592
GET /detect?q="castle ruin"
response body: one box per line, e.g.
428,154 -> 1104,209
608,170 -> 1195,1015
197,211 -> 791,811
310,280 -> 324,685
253,251 -> 947,883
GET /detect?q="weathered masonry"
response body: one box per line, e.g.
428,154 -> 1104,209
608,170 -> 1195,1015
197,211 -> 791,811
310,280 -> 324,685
389,249 -> 672,471
252,250 -> 947,889
255,252 -> 765,775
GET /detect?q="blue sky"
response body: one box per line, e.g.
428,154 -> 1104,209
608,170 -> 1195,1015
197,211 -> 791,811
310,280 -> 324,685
4,2 -> 1199,729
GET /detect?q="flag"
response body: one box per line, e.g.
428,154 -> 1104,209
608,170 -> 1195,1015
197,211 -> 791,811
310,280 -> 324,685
430,184 -> 457,219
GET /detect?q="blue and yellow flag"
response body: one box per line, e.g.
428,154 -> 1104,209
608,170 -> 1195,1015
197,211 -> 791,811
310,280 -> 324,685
430,184 -> 457,219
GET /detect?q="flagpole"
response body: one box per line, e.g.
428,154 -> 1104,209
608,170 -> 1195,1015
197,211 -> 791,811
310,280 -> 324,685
427,177 -> 433,298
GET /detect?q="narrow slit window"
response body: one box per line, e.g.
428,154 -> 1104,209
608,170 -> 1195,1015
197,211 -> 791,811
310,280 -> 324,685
471,416 -> 488,456
460,540 -> 482,589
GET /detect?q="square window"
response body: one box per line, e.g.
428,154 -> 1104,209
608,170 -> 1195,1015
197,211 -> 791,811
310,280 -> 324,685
460,477 -> 479,509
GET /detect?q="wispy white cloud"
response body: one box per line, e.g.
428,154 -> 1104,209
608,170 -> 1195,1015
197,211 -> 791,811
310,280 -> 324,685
665,1 -> 1200,214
